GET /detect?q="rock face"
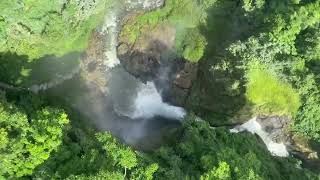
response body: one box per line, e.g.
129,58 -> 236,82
239,116 -> 320,170
231,116 -> 290,157
81,31 -> 109,92
163,61 -> 198,106
118,24 -> 176,80
118,23 -> 198,106
256,116 -> 292,145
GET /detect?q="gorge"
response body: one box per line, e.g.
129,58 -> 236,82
0,0 -> 319,179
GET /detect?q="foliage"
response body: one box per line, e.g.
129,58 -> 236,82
146,114 -> 317,180
32,126 -> 110,179
0,91 -> 69,178
1,0 -> 320,179
200,161 -> 232,180
96,132 -> 138,172
176,28 -> 207,63
294,75 -> 320,142
66,170 -> 124,180
32,109 -> 158,180
96,132 -> 158,179
226,0 -> 320,142
245,62 -> 300,116
242,0 -> 265,12
269,0 -> 320,55
120,0 -> 218,62
0,0 -> 109,59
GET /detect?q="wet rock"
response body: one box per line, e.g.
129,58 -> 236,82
88,61 -> 98,72
118,23 -> 197,107
253,116 -> 319,170
81,31 -> 110,93
256,116 -> 291,144
119,51 -> 160,81
174,62 -> 198,89
165,62 -> 198,106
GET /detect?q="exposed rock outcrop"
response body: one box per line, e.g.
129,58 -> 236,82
256,116 -> 292,145
233,116 -> 320,170
118,23 -> 198,106
162,61 -> 198,106
80,31 -> 110,94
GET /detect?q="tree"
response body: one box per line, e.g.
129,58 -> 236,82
0,91 -> 69,178
201,162 -> 231,180
242,0 -> 265,12
96,132 -> 138,178
227,0 -> 320,142
146,114 -> 317,180
294,75 -> 320,142
120,0 -> 218,62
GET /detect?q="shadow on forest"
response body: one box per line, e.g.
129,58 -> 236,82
0,52 -> 81,87
306,60 -> 320,84
2,78 -> 109,178
305,140 -> 320,172
188,0 -> 262,125
33,101 -> 110,178
3,38 -> 186,178
0,53 -> 104,178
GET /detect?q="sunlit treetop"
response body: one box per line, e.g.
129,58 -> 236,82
0,0 -> 109,59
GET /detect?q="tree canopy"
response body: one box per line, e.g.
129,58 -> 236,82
0,0 -> 108,59
0,0 -> 320,179
0,92 -> 69,178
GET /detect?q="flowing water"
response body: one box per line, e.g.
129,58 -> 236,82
231,117 -> 289,157
101,0 -> 164,68
46,0 -> 187,150
48,65 -> 185,150
40,0 -> 293,157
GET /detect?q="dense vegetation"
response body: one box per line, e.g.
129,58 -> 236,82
120,0 -> 217,62
0,0 -> 109,59
0,91 -> 69,178
227,0 -> 320,142
0,0 -> 320,179
245,62 -> 301,116
29,114 -> 320,179
147,114 -> 317,180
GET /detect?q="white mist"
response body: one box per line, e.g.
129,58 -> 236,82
132,82 -> 186,120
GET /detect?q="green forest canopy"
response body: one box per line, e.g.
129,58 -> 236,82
0,0 -> 320,179
0,0 -> 109,59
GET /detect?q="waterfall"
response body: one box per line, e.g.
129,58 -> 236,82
100,0 -> 164,69
132,81 -> 186,120
101,10 -> 120,68
108,67 -> 186,121
231,117 -> 289,157
99,0 -> 187,121
27,0 -> 165,93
